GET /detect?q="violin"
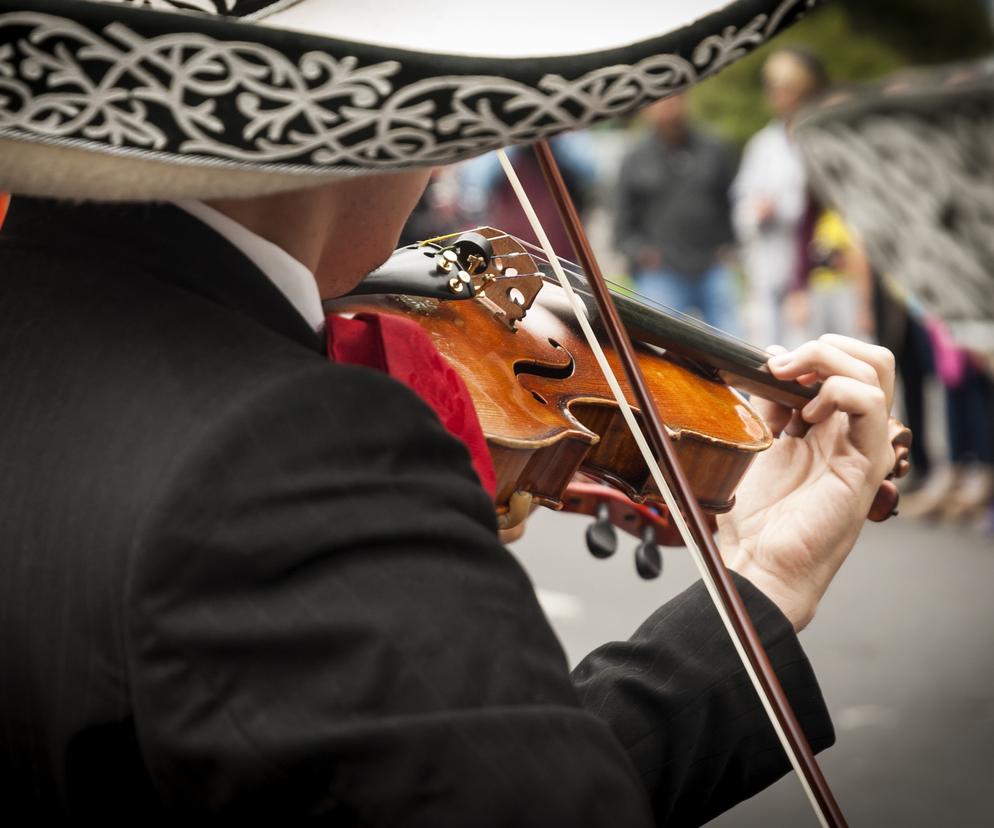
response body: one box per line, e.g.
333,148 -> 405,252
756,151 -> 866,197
329,225 -> 911,537
331,138 -> 912,828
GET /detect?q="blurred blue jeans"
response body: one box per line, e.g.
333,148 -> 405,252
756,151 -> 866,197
634,264 -> 741,337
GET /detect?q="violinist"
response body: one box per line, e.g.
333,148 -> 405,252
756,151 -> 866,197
0,0 -> 894,824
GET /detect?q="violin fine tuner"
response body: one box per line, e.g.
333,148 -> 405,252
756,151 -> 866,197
585,502 -> 618,559
434,232 -> 494,297
344,227 -> 545,332
583,502 -> 662,579
634,525 -> 663,580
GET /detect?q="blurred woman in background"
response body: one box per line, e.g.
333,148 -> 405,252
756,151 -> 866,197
731,48 -> 828,347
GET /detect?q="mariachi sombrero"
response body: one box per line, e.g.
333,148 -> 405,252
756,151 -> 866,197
0,0 -> 821,199
794,59 -> 994,357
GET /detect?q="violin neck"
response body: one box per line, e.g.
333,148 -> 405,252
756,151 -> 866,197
609,290 -> 816,409
531,258 -> 814,408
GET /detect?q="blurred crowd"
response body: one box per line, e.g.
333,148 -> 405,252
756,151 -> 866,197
401,47 -> 994,533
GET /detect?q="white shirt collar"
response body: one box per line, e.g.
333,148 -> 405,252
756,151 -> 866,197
175,200 -> 326,334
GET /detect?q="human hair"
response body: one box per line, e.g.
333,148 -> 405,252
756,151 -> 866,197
762,47 -> 829,97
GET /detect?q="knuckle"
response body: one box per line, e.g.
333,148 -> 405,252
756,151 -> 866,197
859,363 -> 879,387
819,332 -> 850,349
820,375 -> 844,396
796,340 -> 821,361
879,347 -> 896,373
866,342 -> 894,368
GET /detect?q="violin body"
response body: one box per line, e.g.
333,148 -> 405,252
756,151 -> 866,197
329,228 -> 772,523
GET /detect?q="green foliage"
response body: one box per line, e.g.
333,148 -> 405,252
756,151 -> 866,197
688,1 -> 993,151
840,0 -> 994,64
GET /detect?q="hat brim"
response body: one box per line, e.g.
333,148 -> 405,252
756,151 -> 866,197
0,0 -> 822,199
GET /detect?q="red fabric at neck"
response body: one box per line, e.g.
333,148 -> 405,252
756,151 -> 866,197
326,312 -> 496,498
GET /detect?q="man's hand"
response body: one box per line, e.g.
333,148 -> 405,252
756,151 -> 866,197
718,335 -> 896,631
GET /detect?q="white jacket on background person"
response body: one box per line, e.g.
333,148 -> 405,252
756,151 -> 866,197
731,119 -> 808,347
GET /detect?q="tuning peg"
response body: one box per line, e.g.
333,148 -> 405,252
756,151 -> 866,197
634,525 -> 662,580
585,502 -> 617,559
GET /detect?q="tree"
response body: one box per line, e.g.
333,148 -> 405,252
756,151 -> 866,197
689,2 -> 993,150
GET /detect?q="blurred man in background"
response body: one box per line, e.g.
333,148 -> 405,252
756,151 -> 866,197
614,93 -> 740,334
732,48 -> 828,346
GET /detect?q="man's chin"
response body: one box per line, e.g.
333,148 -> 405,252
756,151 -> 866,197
318,246 -> 398,302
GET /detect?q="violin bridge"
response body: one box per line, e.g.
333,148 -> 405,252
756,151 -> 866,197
481,272 -> 544,330
431,226 -> 545,328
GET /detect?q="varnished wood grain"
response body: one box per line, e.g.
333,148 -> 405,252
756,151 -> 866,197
329,229 -> 773,516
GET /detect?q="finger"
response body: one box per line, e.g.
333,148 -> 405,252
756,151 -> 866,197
803,375 -> 894,478
749,395 -> 792,437
817,334 -> 896,408
768,339 -> 882,391
753,345 -> 793,437
784,410 -> 810,438
801,375 -> 888,424
801,376 -> 891,469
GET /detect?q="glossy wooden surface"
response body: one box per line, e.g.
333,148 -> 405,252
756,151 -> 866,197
329,230 -> 772,517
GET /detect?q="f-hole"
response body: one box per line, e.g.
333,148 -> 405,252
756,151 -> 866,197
512,338 -> 575,381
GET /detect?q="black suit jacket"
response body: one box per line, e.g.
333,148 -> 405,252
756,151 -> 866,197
0,198 -> 833,824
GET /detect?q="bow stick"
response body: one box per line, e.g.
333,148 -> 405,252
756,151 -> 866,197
495,141 -> 846,828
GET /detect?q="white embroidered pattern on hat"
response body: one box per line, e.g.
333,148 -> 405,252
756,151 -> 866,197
0,3 -> 808,172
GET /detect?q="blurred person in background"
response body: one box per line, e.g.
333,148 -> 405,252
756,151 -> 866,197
613,93 -> 740,334
901,317 -> 994,524
731,48 -> 828,346
873,277 -> 935,493
783,206 -> 874,346
457,134 -> 597,257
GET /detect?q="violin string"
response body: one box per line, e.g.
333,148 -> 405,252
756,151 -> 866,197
452,226 -> 765,354
425,226 -> 704,330
488,238 -> 721,336
494,150 -> 831,828
511,238 -> 757,350
487,271 -> 545,282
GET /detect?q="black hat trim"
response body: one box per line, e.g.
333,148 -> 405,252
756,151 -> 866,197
0,0 -> 821,174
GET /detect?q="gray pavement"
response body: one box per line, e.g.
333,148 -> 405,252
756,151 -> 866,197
510,508 -> 994,827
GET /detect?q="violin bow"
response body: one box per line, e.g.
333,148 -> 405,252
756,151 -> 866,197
495,140 -> 847,828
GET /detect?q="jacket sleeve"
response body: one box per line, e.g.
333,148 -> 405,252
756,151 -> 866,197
572,574 -> 835,827
126,362 -> 653,826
